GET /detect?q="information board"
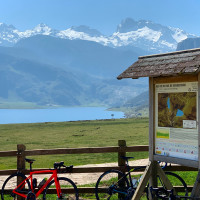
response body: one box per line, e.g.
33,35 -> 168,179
155,82 -> 198,161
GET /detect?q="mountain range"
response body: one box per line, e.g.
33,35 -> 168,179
0,18 -> 196,53
0,18 -> 198,108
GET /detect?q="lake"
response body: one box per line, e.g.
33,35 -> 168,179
0,107 -> 124,124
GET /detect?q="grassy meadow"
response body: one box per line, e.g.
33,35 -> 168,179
0,117 -> 198,198
0,118 -> 149,169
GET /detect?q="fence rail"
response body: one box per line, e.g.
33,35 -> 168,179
0,140 -> 197,194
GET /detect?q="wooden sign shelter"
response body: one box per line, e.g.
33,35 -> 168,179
117,48 -> 200,199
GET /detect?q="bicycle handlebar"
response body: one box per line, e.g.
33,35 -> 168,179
54,161 -> 73,173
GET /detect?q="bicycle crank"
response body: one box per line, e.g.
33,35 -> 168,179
27,191 -> 36,200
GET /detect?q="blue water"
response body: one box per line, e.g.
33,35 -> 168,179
0,107 -> 124,124
167,97 -> 184,117
167,97 -> 170,109
176,109 -> 184,117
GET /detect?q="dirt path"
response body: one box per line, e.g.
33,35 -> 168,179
0,159 -> 149,188
71,158 -> 149,185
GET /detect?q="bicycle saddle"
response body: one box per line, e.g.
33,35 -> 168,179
25,158 -> 35,163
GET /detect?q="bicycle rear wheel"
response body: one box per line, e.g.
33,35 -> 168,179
1,172 -> 31,200
95,169 -> 130,200
43,177 -> 79,200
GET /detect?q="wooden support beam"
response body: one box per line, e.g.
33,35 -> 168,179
156,162 -> 175,192
191,72 -> 200,198
191,170 -> 200,198
132,161 -> 153,200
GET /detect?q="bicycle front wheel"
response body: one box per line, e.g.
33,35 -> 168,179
43,177 -> 79,200
1,172 -> 31,200
95,169 -> 130,200
147,171 -> 188,199
163,172 -> 188,197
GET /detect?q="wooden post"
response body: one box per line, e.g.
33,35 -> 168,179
17,144 -> 26,172
118,140 -> 126,199
118,140 -> 126,172
191,170 -> 200,197
148,161 -> 158,200
132,161 -> 153,200
190,72 -> 200,198
17,144 -> 26,200
149,77 -> 155,161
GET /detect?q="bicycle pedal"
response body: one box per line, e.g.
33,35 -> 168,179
27,191 -> 36,200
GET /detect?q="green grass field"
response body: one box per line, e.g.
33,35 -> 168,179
0,118 -> 197,199
0,118 -> 149,169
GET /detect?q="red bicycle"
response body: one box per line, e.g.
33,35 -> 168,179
1,158 -> 79,200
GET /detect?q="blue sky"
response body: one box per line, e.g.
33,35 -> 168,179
0,0 -> 200,36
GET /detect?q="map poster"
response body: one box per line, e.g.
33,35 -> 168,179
155,82 -> 198,161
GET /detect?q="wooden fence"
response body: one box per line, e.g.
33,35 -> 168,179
0,140 -> 197,194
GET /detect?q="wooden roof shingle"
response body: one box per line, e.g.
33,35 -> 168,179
117,48 -> 200,79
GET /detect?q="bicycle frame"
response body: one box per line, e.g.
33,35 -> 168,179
13,169 -> 61,199
111,166 -> 145,196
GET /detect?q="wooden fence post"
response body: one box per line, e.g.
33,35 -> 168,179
17,144 -> 26,172
118,140 -> 126,171
17,144 -> 26,200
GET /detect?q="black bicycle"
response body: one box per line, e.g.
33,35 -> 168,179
95,157 -> 188,200
95,156 -> 146,200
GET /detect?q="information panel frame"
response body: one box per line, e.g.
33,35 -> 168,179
154,81 -> 198,161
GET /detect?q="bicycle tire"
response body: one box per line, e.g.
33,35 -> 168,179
95,169 -> 131,200
43,177 -> 79,200
1,172 -> 31,200
164,172 -> 188,196
146,171 -> 188,199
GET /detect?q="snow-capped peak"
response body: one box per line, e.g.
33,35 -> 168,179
113,26 -> 162,43
57,27 -> 109,45
0,23 -> 16,31
13,23 -> 57,38
70,25 -> 103,37
33,23 -> 52,35
169,26 -> 196,43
